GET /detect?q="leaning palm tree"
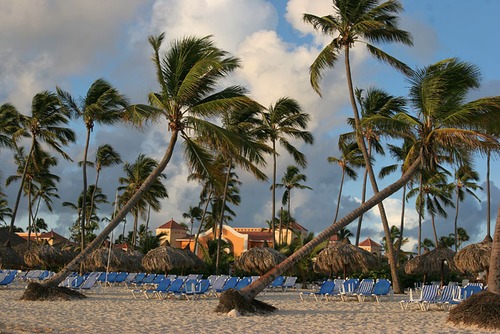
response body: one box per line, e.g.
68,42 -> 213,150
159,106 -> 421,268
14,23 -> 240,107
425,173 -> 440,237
451,164 -> 481,251
327,136 -> 364,232
118,154 -> 168,249
275,165 -> 312,245
37,34 -> 257,288
303,0 -> 413,292
213,59 -> 500,313
262,97 -> 314,248
8,91 -> 75,238
57,79 -> 128,251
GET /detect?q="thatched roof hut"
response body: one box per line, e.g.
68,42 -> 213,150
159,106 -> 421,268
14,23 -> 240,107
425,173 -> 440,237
24,244 -> 74,269
235,246 -> 286,275
83,247 -> 143,272
0,245 -> 24,269
313,238 -> 378,279
454,236 -> 492,275
405,245 -> 458,286
142,246 -> 204,273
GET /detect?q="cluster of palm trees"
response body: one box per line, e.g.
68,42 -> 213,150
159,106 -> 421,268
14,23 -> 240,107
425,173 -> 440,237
1,1 -> 498,305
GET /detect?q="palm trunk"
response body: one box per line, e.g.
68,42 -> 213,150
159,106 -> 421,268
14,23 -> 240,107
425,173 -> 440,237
8,139 -> 35,239
271,140 -> 277,248
329,169 -> 346,247
216,160 -> 232,275
42,129 -> 179,287
279,206 -> 283,244
454,186 -> 460,251
87,168 -> 101,230
285,192 -> 291,245
418,173 -> 424,255
487,204 -> 500,294
396,185 -> 407,263
194,190 -> 213,254
27,180 -> 33,246
131,211 -> 139,250
486,151 -> 491,238
80,128 -> 91,252
431,214 -> 438,246
355,143 -> 371,246
343,47 -> 402,293
238,156 -> 421,301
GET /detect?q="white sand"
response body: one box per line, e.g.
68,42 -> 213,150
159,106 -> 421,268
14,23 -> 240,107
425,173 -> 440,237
0,281 -> 496,334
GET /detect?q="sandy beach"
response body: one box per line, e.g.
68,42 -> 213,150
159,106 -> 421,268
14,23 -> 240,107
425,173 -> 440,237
0,281 -> 496,334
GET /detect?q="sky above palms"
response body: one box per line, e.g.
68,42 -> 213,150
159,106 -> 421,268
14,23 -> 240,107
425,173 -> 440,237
1,0 -> 498,252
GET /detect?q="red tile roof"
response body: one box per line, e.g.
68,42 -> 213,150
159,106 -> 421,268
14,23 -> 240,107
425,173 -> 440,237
157,218 -> 187,230
359,237 -> 382,248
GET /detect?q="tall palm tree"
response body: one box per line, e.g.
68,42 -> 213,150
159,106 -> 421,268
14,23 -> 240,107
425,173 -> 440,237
303,0 -> 413,292
213,59 -> 499,309
451,164 -> 481,251
407,169 -> 454,247
57,79 -> 128,251
262,97 -> 314,248
327,136 -> 364,234
8,91 -> 75,239
346,87 -> 406,246
118,154 -> 168,249
0,195 -> 12,225
379,139 -> 415,259
87,144 -> 122,226
275,165 -> 312,245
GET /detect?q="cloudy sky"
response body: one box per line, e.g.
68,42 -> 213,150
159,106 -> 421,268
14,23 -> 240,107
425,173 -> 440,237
1,0 -> 498,252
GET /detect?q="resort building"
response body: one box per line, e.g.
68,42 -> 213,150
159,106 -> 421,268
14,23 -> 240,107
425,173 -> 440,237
16,230 -> 70,246
358,237 -> 382,256
154,218 -> 309,258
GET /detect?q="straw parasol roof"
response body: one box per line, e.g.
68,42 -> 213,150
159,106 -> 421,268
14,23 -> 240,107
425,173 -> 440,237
24,244 -> 75,269
313,238 -> 378,279
405,244 -> 458,285
235,246 -> 286,275
0,245 -> 24,269
141,246 -> 204,273
83,247 -> 143,272
454,236 -> 492,274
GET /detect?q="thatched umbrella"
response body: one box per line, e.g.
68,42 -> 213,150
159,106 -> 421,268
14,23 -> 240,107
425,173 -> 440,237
24,244 -> 74,269
454,236 -> 492,278
142,246 -> 204,273
235,246 -> 286,275
83,247 -> 142,272
0,245 -> 24,269
313,238 -> 378,279
405,245 -> 458,286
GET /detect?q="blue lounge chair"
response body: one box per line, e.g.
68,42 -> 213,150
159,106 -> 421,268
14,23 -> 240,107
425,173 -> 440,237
158,278 -> 187,299
183,279 -> 211,300
370,279 -> 392,303
421,284 -> 459,311
341,278 -> 374,302
213,276 -> 239,297
209,276 -> 228,297
126,272 -> 146,288
133,278 -> 171,299
400,284 -> 439,310
266,276 -> 285,291
234,277 -> 252,290
299,280 -> 335,301
0,272 -> 16,288
281,276 -> 297,292
444,284 -> 483,310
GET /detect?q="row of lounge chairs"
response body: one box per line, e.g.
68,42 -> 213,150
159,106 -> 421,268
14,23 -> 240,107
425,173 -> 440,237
400,282 -> 485,311
299,278 -> 392,303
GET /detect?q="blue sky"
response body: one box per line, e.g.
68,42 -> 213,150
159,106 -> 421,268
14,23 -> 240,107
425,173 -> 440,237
0,0 -> 498,252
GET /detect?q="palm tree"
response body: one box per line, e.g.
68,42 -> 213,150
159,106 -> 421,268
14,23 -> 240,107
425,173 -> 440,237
0,195 -> 12,225
8,92 -> 74,240
420,238 -> 435,251
347,87 -> 406,246
87,144 -> 122,227
213,59 -> 499,310
183,205 -> 203,247
57,79 -> 128,251
38,34 -> 258,287
118,154 -> 168,249
262,97 -> 313,248
379,139 -> 415,259
452,164 -> 481,251
303,0 -> 413,293
337,227 -> 353,242
275,165 -> 312,245
327,136 -> 364,233
455,227 -> 470,249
